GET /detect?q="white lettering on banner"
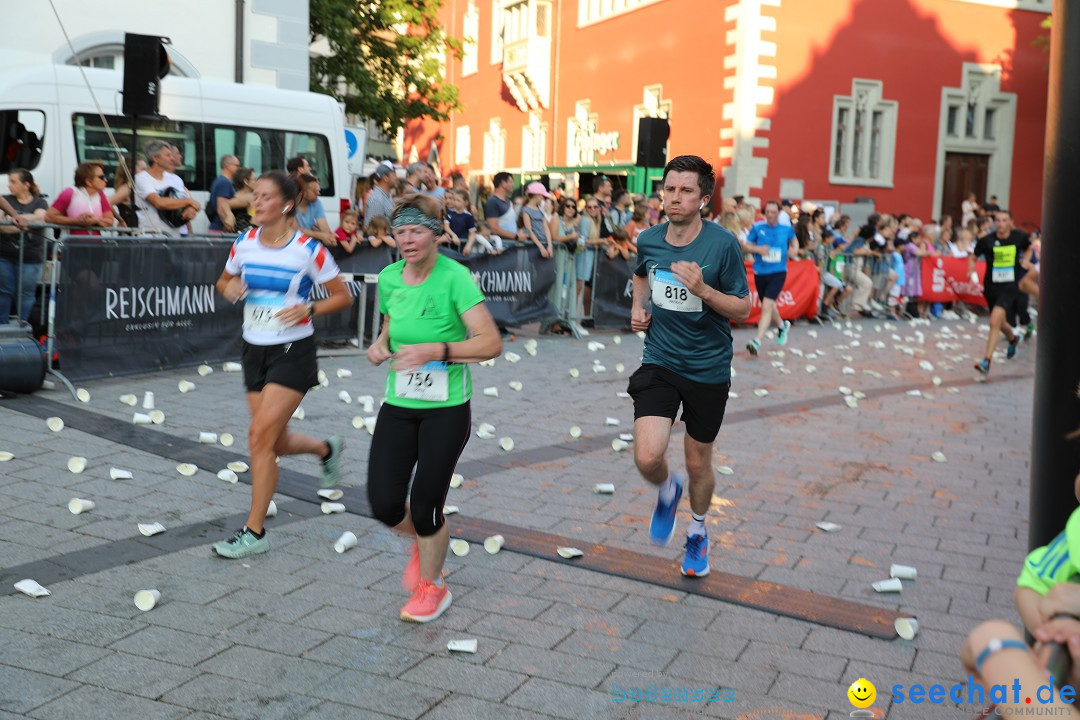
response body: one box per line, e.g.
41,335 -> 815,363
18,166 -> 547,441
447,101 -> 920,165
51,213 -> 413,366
623,279 -> 633,299
471,271 -> 532,294
576,129 -> 620,158
932,259 -> 946,293
105,285 -> 217,320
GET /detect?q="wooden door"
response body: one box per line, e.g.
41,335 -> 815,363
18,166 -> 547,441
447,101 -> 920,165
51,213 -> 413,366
942,152 -> 989,225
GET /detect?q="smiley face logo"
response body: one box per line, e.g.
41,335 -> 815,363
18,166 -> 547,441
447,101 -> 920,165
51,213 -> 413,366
847,678 -> 876,709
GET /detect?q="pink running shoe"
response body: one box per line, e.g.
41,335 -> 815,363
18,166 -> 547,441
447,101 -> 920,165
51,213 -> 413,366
402,542 -> 420,592
399,578 -> 452,623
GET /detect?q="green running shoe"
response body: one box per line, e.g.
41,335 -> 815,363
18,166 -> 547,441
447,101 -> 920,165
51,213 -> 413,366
212,527 -> 269,559
321,436 -> 345,488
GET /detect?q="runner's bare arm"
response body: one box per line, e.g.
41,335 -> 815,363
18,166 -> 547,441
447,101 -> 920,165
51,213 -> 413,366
631,273 -> 651,331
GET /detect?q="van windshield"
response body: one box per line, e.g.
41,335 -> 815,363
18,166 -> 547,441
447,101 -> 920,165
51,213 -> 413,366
0,110 -> 46,173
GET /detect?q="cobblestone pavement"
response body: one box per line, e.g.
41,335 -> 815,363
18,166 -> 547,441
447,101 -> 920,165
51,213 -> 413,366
0,316 -> 1036,719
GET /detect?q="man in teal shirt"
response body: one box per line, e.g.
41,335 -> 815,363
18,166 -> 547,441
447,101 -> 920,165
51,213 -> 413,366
628,155 -> 751,578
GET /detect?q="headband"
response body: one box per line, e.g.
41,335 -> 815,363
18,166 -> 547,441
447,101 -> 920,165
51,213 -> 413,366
391,207 -> 443,235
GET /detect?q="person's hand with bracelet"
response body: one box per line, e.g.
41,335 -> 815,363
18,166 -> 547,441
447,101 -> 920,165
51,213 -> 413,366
961,620 -> 1031,683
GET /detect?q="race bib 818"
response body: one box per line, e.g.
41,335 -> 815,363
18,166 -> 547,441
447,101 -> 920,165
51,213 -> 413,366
651,269 -> 702,313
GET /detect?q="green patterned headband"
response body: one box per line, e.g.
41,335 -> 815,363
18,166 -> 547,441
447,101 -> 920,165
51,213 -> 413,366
391,207 -> 443,235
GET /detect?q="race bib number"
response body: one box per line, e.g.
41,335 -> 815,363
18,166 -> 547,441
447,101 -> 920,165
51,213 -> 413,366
651,269 -> 702,312
395,362 -> 449,402
243,300 -> 286,334
834,258 -> 846,275
991,267 -> 1015,283
991,244 -> 1017,284
764,248 -> 783,263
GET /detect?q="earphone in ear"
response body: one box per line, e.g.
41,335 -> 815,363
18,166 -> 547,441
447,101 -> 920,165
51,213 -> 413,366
281,205 -> 292,215
699,202 -> 706,210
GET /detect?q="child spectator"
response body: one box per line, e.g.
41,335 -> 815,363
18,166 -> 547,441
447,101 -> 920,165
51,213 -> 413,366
443,189 -> 476,253
885,237 -> 905,318
365,216 -> 396,249
623,207 -> 650,244
605,227 -> 636,260
332,209 -> 362,261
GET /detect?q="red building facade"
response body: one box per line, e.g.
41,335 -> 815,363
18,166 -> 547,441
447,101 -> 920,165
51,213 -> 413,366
405,0 -> 1050,226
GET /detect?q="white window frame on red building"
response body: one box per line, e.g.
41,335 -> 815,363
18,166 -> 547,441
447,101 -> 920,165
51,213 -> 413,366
521,111 -> 548,171
950,0 -> 1050,12
577,0 -> 667,27
483,118 -> 506,172
456,126 -> 471,166
829,78 -> 898,188
462,1 -> 480,76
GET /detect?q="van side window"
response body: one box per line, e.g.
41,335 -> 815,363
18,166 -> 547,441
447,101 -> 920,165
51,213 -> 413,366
285,132 -> 334,196
73,113 -> 202,189
0,110 -> 46,174
210,126 -> 334,196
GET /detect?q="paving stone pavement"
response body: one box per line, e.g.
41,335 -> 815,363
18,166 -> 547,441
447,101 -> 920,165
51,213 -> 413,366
0,316 -> 1037,719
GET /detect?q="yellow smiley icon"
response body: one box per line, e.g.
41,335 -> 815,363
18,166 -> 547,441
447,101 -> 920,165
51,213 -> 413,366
848,678 -> 876,708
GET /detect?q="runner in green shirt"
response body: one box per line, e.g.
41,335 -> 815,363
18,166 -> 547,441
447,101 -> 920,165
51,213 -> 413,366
366,193 -> 502,624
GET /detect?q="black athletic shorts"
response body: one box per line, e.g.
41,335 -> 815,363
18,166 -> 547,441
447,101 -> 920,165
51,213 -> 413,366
754,271 -> 787,301
627,363 -> 730,444
241,335 -> 319,394
985,289 -> 1020,327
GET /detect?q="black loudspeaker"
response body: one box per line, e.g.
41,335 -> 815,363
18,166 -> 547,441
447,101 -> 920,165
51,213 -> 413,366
0,325 -> 46,394
636,117 -> 670,168
122,33 -> 172,117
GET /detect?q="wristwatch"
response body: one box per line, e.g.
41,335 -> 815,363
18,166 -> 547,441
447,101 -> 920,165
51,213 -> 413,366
306,303 -> 315,318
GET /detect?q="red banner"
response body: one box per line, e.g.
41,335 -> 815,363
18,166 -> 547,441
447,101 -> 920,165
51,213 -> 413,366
919,256 -> 988,306
745,259 -> 821,324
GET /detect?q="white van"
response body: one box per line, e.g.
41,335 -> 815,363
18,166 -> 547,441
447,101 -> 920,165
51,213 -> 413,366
0,64 -> 351,233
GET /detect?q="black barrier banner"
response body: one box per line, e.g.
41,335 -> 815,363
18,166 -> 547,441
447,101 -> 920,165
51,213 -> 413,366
448,246 -> 558,328
54,238 -> 243,381
592,252 -> 635,328
312,245 -> 395,340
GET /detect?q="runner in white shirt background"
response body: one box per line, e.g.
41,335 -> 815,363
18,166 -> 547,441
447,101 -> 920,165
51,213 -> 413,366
212,170 -> 351,559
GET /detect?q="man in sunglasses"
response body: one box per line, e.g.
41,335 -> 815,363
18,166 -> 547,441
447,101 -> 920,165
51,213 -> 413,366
627,155 -> 751,578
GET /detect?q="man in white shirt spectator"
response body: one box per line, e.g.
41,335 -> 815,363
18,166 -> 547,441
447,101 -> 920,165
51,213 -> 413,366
363,161 -> 397,228
135,140 -> 200,237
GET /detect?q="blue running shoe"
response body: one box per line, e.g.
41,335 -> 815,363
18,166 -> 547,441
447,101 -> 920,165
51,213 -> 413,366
650,475 -> 682,546
777,320 -> 791,346
974,358 -> 990,376
681,533 -> 710,577
1007,336 -> 1019,360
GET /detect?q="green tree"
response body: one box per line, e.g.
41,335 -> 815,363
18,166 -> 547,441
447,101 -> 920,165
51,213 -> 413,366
309,0 -> 463,135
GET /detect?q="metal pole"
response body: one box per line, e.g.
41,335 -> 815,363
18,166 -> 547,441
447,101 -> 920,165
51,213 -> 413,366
1029,0 -> 1080,550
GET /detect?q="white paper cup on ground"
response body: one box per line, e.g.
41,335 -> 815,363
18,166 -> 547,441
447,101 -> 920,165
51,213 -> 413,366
67,456 -> 87,474
364,416 -> 376,435
484,535 -> 505,554
266,500 -> 278,518
110,468 -> 133,480
816,521 -> 842,532
134,589 -> 161,611
120,393 -> 138,406
217,469 -> 238,484
504,351 -> 521,363
198,364 -> 214,376
611,439 -> 629,452
132,413 -> 152,425
199,432 -> 218,444
317,488 -> 343,501
321,502 -> 346,514
178,380 -> 196,393
447,639 -> 478,653
508,381 -> 523,392
448,473 -> 464,488
499,437 -> 514,451
138,522 -> 166,536
14,579 -> 50,597
336,368 -> 353,378
149,410 -> 165,425
318,370 -> 329,387
228,461 -> 249,473
557,547 -> 584,559
0,451 -> 12,461
569,426 -> 582,439
872,578 -> 903,593
68,498 -> 94,514
895,617 -> 919,640
352,416 -> 364,430
890,564 -> 917,580
219,433 -> 234,447
483,386 -> 499,398
292,406 -> 305,420
176,463 -> 198,477
141,391 -> 154,409
338,390 -> 352,404
594,483 -> 615,494
568,368 -> 579,378
478,422 -> 495,435
605,417 -> 619,426
931,451 -> 947,463
334,531 -> 358,553
443,505 -> 459,515
46,417 -> 64,432
717,465 -> 734,475
223,361 -> 242,372
449,539 -> 470,556
76,388 -> 91,403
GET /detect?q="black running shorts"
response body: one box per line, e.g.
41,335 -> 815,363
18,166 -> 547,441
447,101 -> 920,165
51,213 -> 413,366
985,289 -> 1020,327
754,271 -> 787,301
241,335 -> 319,394
627,363 -> 730,444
